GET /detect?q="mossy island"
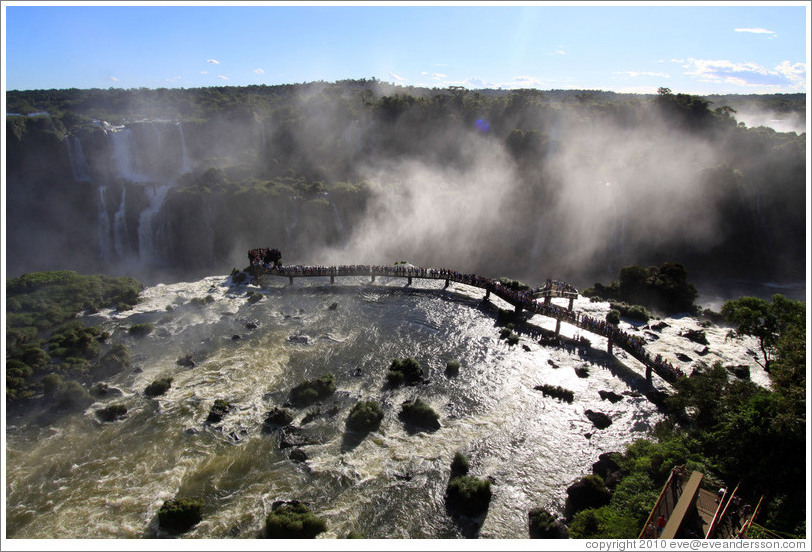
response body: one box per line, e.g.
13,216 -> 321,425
95,402 -> 127,422
386,357 -> 424,386
289,373 -> 336,406
346,400 -> 384,433
263,501 -> 327,539
144,377 -> 173,397
445,359 -> 461,376
398,398 -> 440,431
446,474 -> 492,517
528,507 -> 570,538
157,497 -> 205,534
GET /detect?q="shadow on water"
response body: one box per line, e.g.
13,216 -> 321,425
444,501 -> 487,538
340,429 -> 370,453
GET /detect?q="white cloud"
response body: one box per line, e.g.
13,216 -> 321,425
201,70 -> 209,74
421,71 -> 429,76
110,76 -> 119,82
218,75 -> 228,80
207,59 -> 220,64
253,68 -> 265,74
734,28 -> 775,34
555,49 -> 566,55
614,71 -> 670,78
678,58 -> 806,89
389,72 -> 404,81
166,75 -> 182,83
432,73 -> 446,80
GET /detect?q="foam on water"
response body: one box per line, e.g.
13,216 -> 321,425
5,274 -> 768,539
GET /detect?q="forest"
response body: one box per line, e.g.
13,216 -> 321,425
5,81 -> 807,291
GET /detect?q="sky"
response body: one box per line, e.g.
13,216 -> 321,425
1,1 -> 809,94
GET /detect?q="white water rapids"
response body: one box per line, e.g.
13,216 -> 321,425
4,274 -> 767,541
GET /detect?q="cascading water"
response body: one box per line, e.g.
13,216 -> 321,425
110,128 -> 148,183
97,186 -> 113,260
138,185 -> 172,264
113,187 -> 129,260
66,135 -> 92,182
178,122 -> 192,175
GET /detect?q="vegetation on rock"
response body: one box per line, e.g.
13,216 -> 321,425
289,373 -> 336,406
264,502 -> 327,539
144,377 -> 173,397
206,399 -> 231,423
346,400 -> 384,433
386,357 -> 424,386
157,497 -> 204,534
399,398 -> 440,430
446,475 -> 492,517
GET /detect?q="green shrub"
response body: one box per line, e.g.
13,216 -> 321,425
190,295 -> 215,306
564,475 -> 611,520
346,531 -> 365,538
97,344 -> 130,373
232,271 -> 248,284
246,290 -> 263,304
158,497 -> 204,534
610,302 -> 651,323
575,366 -> 590,378
264,502 -> 327,538
399,398 -> 440,430
445,359 -> 461,376
144,377 -> 173,397
96,402 -> 127,422
446,475 -> 492,516
451,452 -> 470,475
569,506 -> 639,539
529,507 -> 570,538
42,373 -> 65,395
606,309 -> 621,325
290,373 -> 336,406
56,380 -> 93,410
128,323 -> 155,337
506,333 -> 520,346
346,400 -> 384,433
386,357 -> 423,386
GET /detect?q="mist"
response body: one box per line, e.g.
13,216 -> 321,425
5,84 -> 807,295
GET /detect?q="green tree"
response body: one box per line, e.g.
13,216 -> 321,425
721,294 -> 804,372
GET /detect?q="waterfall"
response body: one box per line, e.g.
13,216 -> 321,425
259,119 -> 267,153
110,128 -> 148,182
66,135 -> 92,182
326,193 -> 345,240
97,186 -> 113,259
113,187 -> 129,260
177,122 -> 191,174
138,184 -> 172,264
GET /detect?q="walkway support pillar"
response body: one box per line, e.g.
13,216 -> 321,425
484,289 -> 490,301
555,319 -> 561,336
514,304 -> 523,314
544,294 -> 551,306
646,363 -> 653,382
607,337 -> 613,355
289,276 -> 294,286
330,275 -> 335,285
371,275 -> 376,283
568,296 -> 574,311
407,276 -> 412,286
444,279 -> 450,289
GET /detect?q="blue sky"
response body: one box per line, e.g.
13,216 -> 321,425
2,2 -> 808,94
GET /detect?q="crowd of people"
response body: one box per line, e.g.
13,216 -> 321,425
248,251 -> 683,383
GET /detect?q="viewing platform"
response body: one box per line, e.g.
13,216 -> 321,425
247,249 -> 684,386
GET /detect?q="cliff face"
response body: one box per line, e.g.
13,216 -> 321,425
4,100 -> 807,291
5,116 -> 363,281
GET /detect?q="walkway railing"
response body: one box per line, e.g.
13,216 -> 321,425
249,259 -> 683,384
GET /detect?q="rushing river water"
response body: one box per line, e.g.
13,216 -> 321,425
5,274 -> 766,540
